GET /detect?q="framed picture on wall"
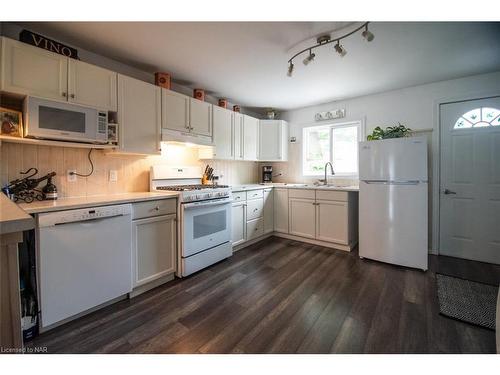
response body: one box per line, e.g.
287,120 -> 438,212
0,107 -> 23,137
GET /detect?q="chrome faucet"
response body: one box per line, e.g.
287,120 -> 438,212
322,162 -> 335,185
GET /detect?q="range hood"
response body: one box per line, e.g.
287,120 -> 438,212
161,128 -> 214,147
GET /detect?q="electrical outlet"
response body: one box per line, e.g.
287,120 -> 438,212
109,169 -> 118,182
67,170 -> 77,182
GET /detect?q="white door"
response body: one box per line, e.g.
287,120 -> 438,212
316,200 -> 348,244
213,106 -> 233,159
231,202 -> 246,246
243,115 -> 259,160
118,75 -> 161,154
259,120 -> 284,161
132,214 -> 176,287
189,98 -> 212,137
161,89 -> 190,132
1,37 -> 68,101
289,198 -> 316,239
440,97 -> 500,264
68,59 -> 117,111
274,188 -> 289,233
263,189 -> 274,234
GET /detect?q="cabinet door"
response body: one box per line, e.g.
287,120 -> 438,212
162,89 -> 190,132
132,214 -> 176,287
68,59 -> 117,111
232,202 -> 246,247
289,198 -> 316,239
118,74 -> 161,154
274,188 -> 289,233
1,37 -> 68,100
263,189 -> 274,234
243,115 -> 259,161
189,98 -> 212,137
233,113 -> 244,160
316,200 -> 348,244
259,120 -> 285,161
213,106 -> 233,159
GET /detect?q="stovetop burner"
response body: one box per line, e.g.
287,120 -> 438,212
157,184 -> 229,192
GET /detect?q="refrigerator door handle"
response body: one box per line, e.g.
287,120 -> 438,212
362,180 -> 423,185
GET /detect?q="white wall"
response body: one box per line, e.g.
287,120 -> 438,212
274,70 -> 500,252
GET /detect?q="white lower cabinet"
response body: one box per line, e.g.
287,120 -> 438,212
315,200 -> 348,243
289,197 -> 316,239
274,188 -> 289,233
247,218 -> 264,240
231,187 -> 357,251
231,202 -> 246,246
131,199 -> 176,293
263,188 -> 274,234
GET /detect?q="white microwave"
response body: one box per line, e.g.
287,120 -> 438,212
24,97 -> 108,144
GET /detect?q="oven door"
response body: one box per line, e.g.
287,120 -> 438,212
182,198 -> 232,257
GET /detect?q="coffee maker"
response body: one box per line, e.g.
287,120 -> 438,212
262,166 -> 273,184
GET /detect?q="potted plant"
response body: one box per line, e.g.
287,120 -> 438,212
367,123 -> 412,141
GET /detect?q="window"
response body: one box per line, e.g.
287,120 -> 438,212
302,121 -> 360,176
454,107 -> 500,129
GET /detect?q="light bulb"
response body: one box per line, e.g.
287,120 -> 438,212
287,61 -> 294,77
362,25 -> 374,42
303,50 -> 315,65
334,42 -> 347,57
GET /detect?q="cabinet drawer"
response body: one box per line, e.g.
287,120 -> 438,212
247,217 -> 264,240
315,190 -> 348,202
232,191 -> 247,202
288,189 -> 315,199
133,199 -> 176,219
247,189 -> 264,200
246,198 -> 264,220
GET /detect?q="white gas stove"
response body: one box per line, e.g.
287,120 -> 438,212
150,165 -> 233,277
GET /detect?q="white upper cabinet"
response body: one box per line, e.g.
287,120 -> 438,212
68,59 -> 117,111
162,89 -> 190,133
259,120 -> 289,161
233,112 -> 244,160
118,74 -> 161,154
212,105 -> 233,159
243,115 -> 259,161
189,98 -> 212,137
1,37 -> 68,101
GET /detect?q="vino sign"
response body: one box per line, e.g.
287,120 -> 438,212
19,29 -> 79,59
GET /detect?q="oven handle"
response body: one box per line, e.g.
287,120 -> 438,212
182,198 -> 232,209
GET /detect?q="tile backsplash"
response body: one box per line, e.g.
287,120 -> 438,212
0,142 -> 259,198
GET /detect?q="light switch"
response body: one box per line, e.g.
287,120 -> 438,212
109,170 -> 118,182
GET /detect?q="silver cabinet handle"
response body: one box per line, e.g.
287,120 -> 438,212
62,92 -> 67,97
444,189 -> 457,195
154,206 -> 160,211
70,94 -> 75,99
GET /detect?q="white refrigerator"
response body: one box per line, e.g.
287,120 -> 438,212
359,136 -> 428,270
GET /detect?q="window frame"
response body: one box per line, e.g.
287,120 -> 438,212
302,120 -> 363,178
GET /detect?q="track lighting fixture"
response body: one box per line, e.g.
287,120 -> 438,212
303,50 -> 315,65
334,42 -> 347,57
361,24 -> 375,42
286,22 -> 374,76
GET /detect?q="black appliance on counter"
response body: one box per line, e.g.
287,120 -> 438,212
262,166 -> 273,183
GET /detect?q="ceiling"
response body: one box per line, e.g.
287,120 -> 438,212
16,22 -> 500,111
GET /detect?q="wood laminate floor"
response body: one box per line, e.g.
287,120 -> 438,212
28,237 -> 500,354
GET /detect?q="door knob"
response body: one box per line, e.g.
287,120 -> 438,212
444,189 -> 457,195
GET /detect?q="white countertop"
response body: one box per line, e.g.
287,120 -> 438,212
18,192 -> 179,214
231,183 -> 359,192
0,194 -> 35,235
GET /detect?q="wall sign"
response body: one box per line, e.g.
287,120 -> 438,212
315,108 -> 346,122
19,30 -> 79,59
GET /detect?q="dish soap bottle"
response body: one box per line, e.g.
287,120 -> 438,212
42,177 -> 58,200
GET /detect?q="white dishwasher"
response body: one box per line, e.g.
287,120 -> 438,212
37,204 -> 133,330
